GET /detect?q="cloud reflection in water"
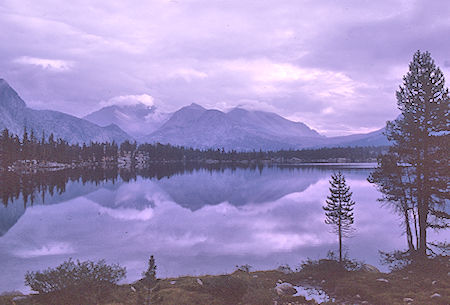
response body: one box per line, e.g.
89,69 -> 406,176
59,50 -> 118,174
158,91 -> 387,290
0,166 -> 422,293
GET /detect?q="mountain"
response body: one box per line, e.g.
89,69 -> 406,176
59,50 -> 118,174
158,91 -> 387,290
0,79 -> 388,149
140,103 -> 388,150
83,103 -> 170,137
140,103 -> 325,150
322,128 -> 389,147
0,79 -> 131,144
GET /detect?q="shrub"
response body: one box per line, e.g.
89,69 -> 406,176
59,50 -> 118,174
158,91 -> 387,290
234,264 -> 252,273
25,258 -> 126,305
299,251 -> 362,278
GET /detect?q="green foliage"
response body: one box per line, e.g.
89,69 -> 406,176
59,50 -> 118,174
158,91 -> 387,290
300,251 -> 362,276
368,154 -> 417,252
235,264 -> 252,273
1,125 -> 386,170
380,242 -> 450,271
323,171 -> 355,262
323,171 -> 355,233
142,255 -> 158,305
0,127 -> 119,167
24,258 -> 126,305
143,255 -> 157,284
370,50 -> 449,258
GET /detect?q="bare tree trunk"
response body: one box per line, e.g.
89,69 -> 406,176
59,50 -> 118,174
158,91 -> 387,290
412,208 -> 419,249
418,202 -> 428,259
338,218 -> 342,264
405,168 -> 419,250
402,203 -> 414,251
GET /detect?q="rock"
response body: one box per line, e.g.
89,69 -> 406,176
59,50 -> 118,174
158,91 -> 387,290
196,278 -> 203,286
430,293 -> 441,299
361,264 -> 380,273
275,282 -> 297,296
130,286 -> 137,292
376,278 -> 389,283
403,297 -> 414,302
170,281 -> 176,285
12,296 -> 26,301
361,301 -> 369,304
432,280 -> 437,285
253,275 -> 258,278
403,277 -> 409,280
321,280 -> 326,284
355,294 -> 361,299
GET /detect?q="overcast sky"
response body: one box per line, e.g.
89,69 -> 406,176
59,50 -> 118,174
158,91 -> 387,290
1,0 -> 449,136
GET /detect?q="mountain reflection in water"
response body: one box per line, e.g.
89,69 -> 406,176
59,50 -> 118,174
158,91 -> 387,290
0,163 -> 433,293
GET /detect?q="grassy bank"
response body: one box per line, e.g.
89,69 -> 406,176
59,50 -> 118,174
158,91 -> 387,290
1,256 -> 448,305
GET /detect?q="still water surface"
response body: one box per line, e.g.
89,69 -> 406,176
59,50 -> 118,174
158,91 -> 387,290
0,164 -> 441,293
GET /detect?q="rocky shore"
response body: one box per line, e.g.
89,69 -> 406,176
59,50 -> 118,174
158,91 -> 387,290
2,256 -> 448,305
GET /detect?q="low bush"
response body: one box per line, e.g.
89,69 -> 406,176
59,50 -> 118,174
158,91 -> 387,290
25,258 -> 126,305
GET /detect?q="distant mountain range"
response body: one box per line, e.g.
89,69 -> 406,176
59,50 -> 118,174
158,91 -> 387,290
1,79 -> 389,149
139,103 -> 389,150
0,79 -> 130,144
138,103 -> 323,150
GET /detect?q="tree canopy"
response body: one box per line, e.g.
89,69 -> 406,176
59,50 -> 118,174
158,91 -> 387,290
370,50 -> 449,259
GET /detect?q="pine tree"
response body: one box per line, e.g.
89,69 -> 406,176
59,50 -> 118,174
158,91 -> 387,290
371,50 -> 449,259
142,255 -> 157,305
323,171 -> 355,263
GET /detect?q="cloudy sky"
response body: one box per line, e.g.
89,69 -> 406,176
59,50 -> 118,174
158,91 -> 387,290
1,0 -> 449,136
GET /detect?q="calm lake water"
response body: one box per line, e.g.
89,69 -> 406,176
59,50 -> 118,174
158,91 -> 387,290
0,164 -> 446,293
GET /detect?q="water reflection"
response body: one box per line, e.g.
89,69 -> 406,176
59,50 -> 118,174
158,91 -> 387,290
0,164 -> 436,293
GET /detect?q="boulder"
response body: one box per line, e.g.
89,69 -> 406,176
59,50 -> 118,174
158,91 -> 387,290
430,293 -> 441,299
275,282 -> 297,296
361,264 -> 380,273
403,297 -> 414,302
196,278 -> 203,286
376,278 -> 389,283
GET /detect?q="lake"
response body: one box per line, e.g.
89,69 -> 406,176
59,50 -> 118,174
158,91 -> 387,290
0,163 -> 444,293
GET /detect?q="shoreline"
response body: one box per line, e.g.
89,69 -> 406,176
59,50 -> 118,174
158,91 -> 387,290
2,256 -> 448,305
1,159 -> 378,174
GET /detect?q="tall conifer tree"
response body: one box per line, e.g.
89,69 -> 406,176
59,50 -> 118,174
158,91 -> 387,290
323,171 -> 355,263
370,51 -> 449,259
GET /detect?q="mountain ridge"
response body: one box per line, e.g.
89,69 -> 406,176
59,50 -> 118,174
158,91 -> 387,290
0,79 -> 131,144
139,103 -> 388,150
2,79 -> 389,149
